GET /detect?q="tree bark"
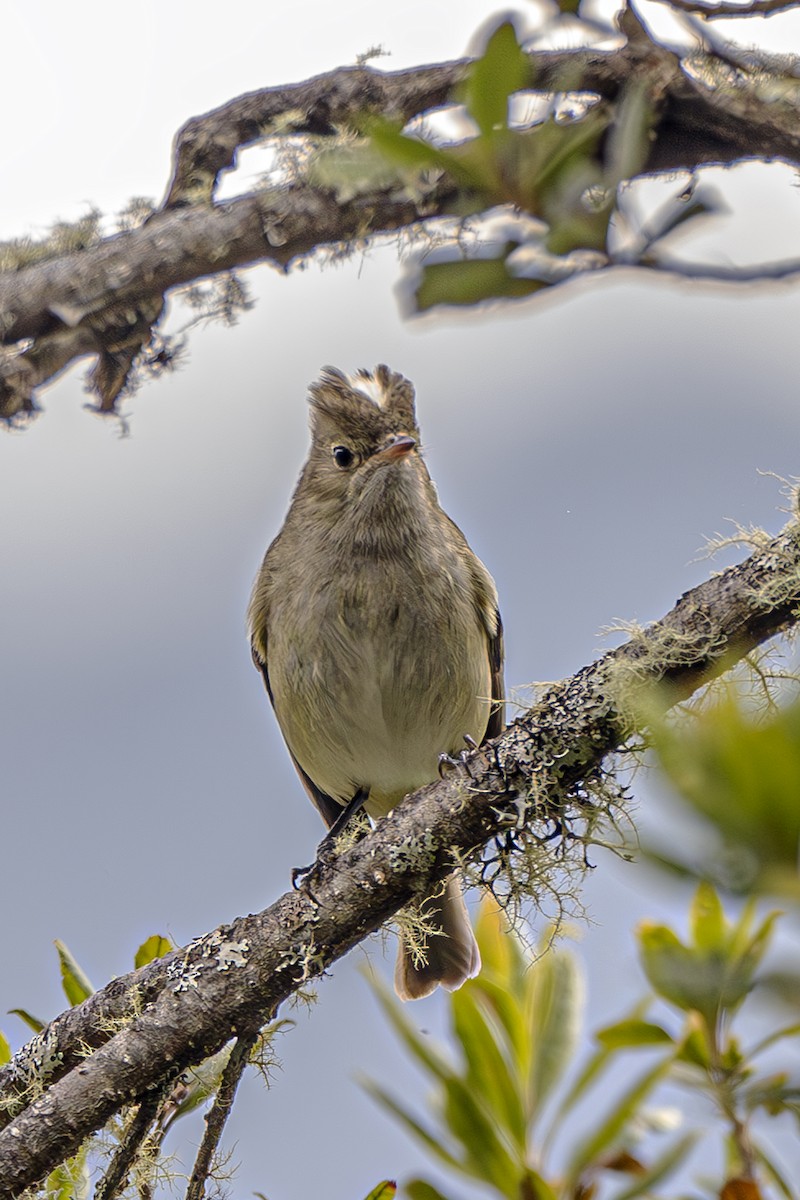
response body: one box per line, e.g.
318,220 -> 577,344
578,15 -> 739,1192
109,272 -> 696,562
1,517 -> 798,1198
3,7 -> 800,418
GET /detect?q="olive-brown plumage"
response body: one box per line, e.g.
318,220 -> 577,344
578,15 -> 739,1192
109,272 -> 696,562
248,365 -> 503,999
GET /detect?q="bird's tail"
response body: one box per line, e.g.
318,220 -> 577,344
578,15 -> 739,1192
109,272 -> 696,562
394,875 -> 481,1001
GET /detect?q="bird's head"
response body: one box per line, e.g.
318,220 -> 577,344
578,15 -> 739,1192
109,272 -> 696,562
296,366 -> 437,541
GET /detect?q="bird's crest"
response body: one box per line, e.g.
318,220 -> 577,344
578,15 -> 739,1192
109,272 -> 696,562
308,365 -> 418,440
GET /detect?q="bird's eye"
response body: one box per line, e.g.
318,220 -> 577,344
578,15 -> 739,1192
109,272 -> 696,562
332,445 -> 355,469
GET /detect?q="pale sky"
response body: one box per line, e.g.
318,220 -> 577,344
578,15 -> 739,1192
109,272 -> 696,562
3,2 -> 800,1196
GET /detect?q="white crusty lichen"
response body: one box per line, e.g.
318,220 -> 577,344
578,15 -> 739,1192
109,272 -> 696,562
1,1025 -> 63,1113
216,940 -> 250,971
167,929 -> 251,992
278,938 -> 325,986
387,829 -> 437,875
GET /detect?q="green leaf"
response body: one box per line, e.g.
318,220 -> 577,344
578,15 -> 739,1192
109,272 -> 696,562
405,1183 -> 450,1200
407,1180 -> 450,1200
416,256 -> 543,310
0,1032 -> 10,1065
595,1019 -> 675,1050
550,1038 -> 615,1127
519,1169 -> 560,1200
604,80 -> 653,188
636,899 -> 768,1026
8,1008 -> 45,1033
753,1140 -> 796,1199
690,882 -> 727,952
134,934 -> 173,969
362,1079 -> 464,1176
369,121 -> 474,187
471,975 -> 528,1064
464,20 -> 530,137
441,1071 -> 523,1190
368,974 -> 455,1082
452,985 -> 527,1151
729,907 -> 780,995
55,940 -> 93,1006
638,922 -> 713,1019
525,943 -> 583,1117
748,1022 -> 800,1059
160,1044 -> 234,1129
742,1073 -> 799,1117
474,901 -> 526,989
649,690 -> 800,895
564,1054 -> 674,1186
44,1146 -> 89,1200
309,137 -> 409,203
363,1183 -> 397,1200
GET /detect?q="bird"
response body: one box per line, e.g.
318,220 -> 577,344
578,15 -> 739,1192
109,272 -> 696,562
247,364 -> 504,999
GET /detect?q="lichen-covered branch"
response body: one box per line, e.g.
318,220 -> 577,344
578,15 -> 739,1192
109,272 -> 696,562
93,1091 -> 162,1200
657,0 -> 800,17
184,1028 -> 261,1200
3,9 -> 800,419
0,518 -> 798,1199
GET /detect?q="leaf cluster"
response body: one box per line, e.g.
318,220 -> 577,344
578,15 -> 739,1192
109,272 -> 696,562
369,891 -> 798,1200
647,687 -> 800,902
0,934 -> 231,1200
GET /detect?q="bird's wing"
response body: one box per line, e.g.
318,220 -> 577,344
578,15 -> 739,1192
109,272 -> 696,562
443,512 -> 505,744
250,639 -> 344,830
485,606 -> 505,742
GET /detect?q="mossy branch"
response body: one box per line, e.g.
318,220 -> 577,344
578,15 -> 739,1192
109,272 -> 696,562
0,516 -> 798,1198
3,11 -> 800,420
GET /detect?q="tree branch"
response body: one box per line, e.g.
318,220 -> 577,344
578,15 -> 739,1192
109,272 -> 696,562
185,1028 -> 261,1200
1,518 -> 798,1199
94,1090 -> 162,1200
657,0 -> 800,17
4,23 -> 800,417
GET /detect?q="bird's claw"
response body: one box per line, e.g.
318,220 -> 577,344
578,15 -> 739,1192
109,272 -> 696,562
291,862 -> 315,890
438,752 -> 459,777
438,735 -> 479,779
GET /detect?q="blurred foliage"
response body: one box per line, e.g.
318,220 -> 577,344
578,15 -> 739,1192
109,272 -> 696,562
308,16 -> 709,311
368,896 -> 799,1200
308,17 -> 679,310
646,687 -> 800,903
369,20 -> 613,309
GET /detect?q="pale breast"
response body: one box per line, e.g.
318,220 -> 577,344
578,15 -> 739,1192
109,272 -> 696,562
267,556 -> 492,817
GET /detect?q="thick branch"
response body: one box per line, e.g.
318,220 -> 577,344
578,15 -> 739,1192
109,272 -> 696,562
4,32 -> 800,416
0,186 -> 455,348
161,40 -> 800,208
1,520 -> 798,1198
163,60 -> 474,208
657,0 -> 800,16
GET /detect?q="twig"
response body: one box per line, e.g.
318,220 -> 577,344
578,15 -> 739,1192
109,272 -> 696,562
656,0 -> 800,17
184,1027 -> 262,1200
94,1090 -> 162,1200
0,518 -> 798,1199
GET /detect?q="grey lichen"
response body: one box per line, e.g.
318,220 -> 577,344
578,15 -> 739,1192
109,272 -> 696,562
168,928 -> 250,993
215,941 -> 250,972
387,829 -> 438,875
0,1027 -> 63,1117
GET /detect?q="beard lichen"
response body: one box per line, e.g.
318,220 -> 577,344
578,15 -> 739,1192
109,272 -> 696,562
461,752 -> 634,945
389,876 -> 451,970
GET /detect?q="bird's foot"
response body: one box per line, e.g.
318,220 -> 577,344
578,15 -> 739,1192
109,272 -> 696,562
291,786 -> 370,890
437,734 -> 479,779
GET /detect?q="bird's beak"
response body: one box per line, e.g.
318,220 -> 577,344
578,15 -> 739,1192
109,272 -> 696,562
374,434 -> 416,462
